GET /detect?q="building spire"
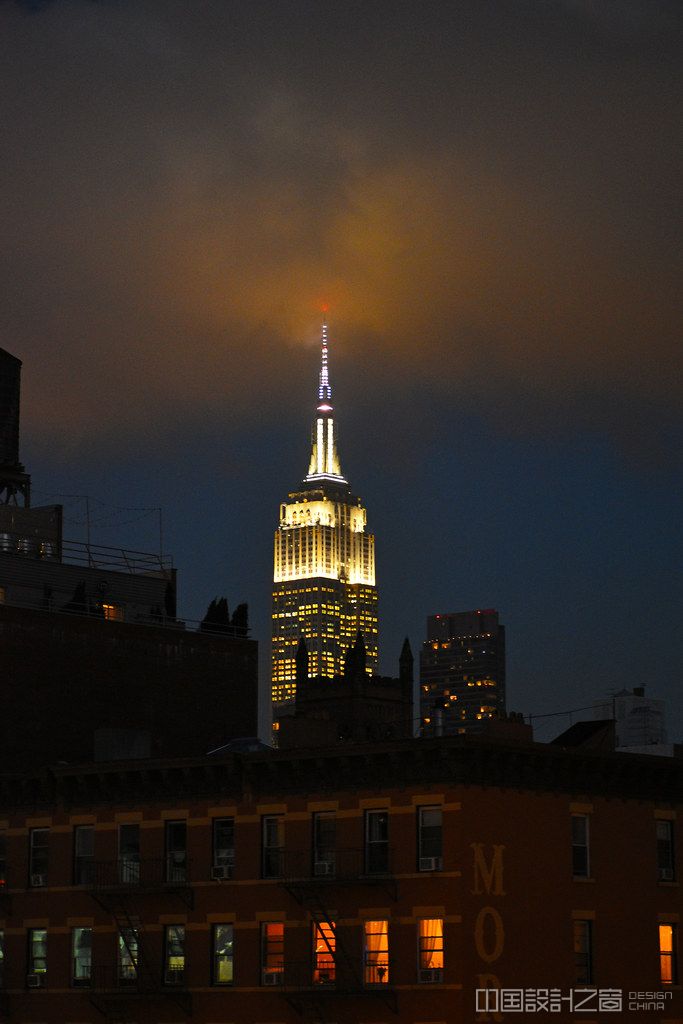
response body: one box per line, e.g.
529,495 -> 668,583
306,316 -> 346,484
318,316 -> 332,409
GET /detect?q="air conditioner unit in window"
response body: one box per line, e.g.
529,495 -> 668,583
659,868 -> 675,881
263,970 -> 283,986
314,860 -> 335,876
164,968 -> 184,986
211,864 -> 233,881
27,973 -> 44,988
419,968 -> 443,983
419,856 -> 442,871
30,873 -> 47,887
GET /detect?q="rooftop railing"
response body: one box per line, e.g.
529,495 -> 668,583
0,591 -> 248,637
0,534 -> 173,576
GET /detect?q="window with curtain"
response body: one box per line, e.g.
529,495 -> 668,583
71,927 -> 92,986
418,918 -> 444,981
212,923 -> 234,985
27,928 -> 47,985
660,924 -> 677,985
364,919 -> 389,985
313,921 -> 335,985
164,925 -> 185,985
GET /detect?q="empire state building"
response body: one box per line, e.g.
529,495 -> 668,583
271,320 -> 378,704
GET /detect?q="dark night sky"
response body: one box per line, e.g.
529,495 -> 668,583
2,0 -> 681,740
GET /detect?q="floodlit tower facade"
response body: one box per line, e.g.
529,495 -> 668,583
272,320 -> 377,704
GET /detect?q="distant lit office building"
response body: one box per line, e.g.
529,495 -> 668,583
271,321 -> 377,705
420,609 -> 505,735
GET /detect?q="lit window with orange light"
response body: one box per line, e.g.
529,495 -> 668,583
261,922 -> 284,985
102,603 -> 123,622
418,919 -> 444,981
313,921 -> 335,985
659,924 -> 677,985
364,920 -> 389,985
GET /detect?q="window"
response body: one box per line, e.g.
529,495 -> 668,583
657,821 -> 675,881
212,818 -> 235,878
118,928 -> 138,984
313,921 -> 335,985
102,603 -> 124,621
261,922 -> 284,985
212,923 -> 234,985
73,826 -> 95,885
364,920 -> 389,985
27,928 -> 47,987
29,828 -> 49,887
365,811 -> 389,874
573,920 -> 592,983
660,924 -> 677,985
262,815 -> 284,878
165,821 -> 187,882
418,807 -> 443,870
0,831 -> 6,888
71,927 -> 92,987
118,824 -> 140,884
313,812 -> 336,876
164,925 -> 185,985
0,929 -> 4,987
418,919 -> 444,982
571,815 -> 590,878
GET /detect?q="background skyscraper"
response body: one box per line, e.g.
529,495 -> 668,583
271,321 -> 377,705
419,609 -> 505,735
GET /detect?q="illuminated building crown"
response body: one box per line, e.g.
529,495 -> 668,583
305,318 -> 347,485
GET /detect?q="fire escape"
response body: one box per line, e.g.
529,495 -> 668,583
279,847 -> 399,1021
86,857 -> 193,1021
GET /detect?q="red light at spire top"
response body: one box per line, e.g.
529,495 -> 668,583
321,302 -> 329,314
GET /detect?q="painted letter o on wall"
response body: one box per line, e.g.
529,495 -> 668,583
474,906 -> 505,963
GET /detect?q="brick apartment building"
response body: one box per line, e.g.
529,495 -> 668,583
0,734 -> 680,1023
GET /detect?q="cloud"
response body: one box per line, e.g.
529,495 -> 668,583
1,0 -> 680,459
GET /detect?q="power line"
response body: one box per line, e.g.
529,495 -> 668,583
527,703 -> 597,722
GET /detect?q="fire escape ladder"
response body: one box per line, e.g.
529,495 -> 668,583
88,890 -> 191,1019
281,878 -> 398,1016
